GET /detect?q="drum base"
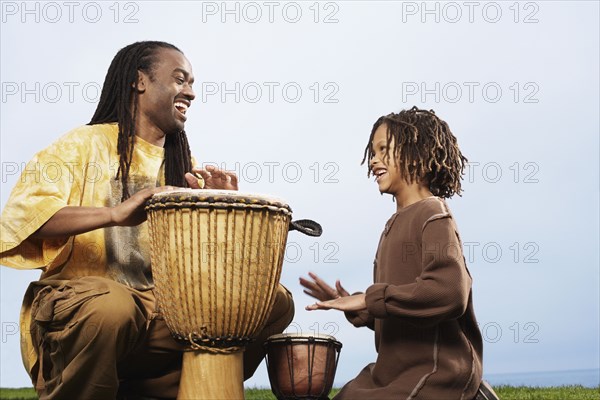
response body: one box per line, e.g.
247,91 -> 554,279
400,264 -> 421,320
178,350 -> 244,400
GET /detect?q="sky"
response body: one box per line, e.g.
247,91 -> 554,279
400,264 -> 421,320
1,0 -> 599,389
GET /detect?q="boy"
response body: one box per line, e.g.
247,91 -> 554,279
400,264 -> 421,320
302,107 -> 495,399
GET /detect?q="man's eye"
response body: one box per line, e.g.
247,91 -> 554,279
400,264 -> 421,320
175,77 -> 185,84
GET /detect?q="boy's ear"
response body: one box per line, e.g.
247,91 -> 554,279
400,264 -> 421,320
134,70 -> 148,93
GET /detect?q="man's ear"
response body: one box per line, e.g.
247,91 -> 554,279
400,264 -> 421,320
134,70 -> 148,93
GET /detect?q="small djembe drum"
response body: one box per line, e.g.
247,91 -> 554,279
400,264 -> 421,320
146,189 -> 293,399
265,333 -> 342,400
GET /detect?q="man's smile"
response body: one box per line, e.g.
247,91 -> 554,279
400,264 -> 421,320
174,100 -> 190,120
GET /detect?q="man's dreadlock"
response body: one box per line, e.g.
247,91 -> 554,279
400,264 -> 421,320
89,41 -> 193,201
362,106 -> 467,198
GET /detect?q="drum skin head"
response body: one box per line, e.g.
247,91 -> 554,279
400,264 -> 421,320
148,189 -> 290,210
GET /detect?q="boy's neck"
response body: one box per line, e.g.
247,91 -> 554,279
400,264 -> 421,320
394,183 -> 434,211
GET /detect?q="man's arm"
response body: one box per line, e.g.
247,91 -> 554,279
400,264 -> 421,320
30,185 -> 176,239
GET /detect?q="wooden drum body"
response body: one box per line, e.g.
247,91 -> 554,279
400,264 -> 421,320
265,334 -> 342,400
146,190 -> 292,399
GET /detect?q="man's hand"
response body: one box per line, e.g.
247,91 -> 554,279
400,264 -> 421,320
185,165 -> 238,190
305,293 -> 367,312
110,185 -> 177,226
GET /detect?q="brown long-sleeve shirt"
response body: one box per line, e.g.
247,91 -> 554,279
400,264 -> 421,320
336,197 -> 483,400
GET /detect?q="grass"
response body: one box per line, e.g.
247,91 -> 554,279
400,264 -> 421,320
490,385 -> 600,400
1,386 -> 599,399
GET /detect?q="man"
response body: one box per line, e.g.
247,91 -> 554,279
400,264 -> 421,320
0,41 -> 294,399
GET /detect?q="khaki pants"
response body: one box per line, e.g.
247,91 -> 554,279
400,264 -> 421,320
27,276 -> 294,400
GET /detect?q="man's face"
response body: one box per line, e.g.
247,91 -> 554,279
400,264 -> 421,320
136,48 -> 195,135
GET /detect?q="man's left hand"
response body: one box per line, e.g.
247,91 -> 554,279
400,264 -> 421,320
185,165 -> 238,190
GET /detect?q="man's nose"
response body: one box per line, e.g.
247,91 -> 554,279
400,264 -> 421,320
184,84 -> 196,101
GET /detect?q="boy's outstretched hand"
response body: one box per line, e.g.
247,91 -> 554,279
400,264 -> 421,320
300,271 -> 367,312
300,272 -> 349,302
306,293 -> 367,312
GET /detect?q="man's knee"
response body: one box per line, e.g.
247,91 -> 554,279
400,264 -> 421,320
267,284 -> 295,328
65,277 -> 146,341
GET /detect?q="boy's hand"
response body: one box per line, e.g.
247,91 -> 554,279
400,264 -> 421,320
300,272 -> 349,302
306,293 -> 367,312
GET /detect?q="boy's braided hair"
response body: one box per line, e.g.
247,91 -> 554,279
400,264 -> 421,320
362,106 -> 467,198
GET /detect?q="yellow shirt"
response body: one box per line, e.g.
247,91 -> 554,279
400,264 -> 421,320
0,123 -> 166,373
1,122 -> 165,288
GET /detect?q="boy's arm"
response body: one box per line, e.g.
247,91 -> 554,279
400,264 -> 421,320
364,216 -> 470,327
345,302 -> 375,330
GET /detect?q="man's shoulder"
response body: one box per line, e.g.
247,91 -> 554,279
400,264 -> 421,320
35,123 -> 118,161
59,123 -> 118,144
49,123 -> 117,151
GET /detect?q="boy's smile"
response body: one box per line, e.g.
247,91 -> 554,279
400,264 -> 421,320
370,124 -> 402,195
373,166 -> 388,183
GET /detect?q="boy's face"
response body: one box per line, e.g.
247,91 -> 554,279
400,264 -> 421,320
136,48 -> 196,135
369,123 -> 406,196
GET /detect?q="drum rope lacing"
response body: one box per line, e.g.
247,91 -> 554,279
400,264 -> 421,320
183,332 -> 251,353
265,335 -> 343,400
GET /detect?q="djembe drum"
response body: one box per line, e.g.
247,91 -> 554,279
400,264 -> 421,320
265,333 -> 342,400
146,189 -> 294,399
